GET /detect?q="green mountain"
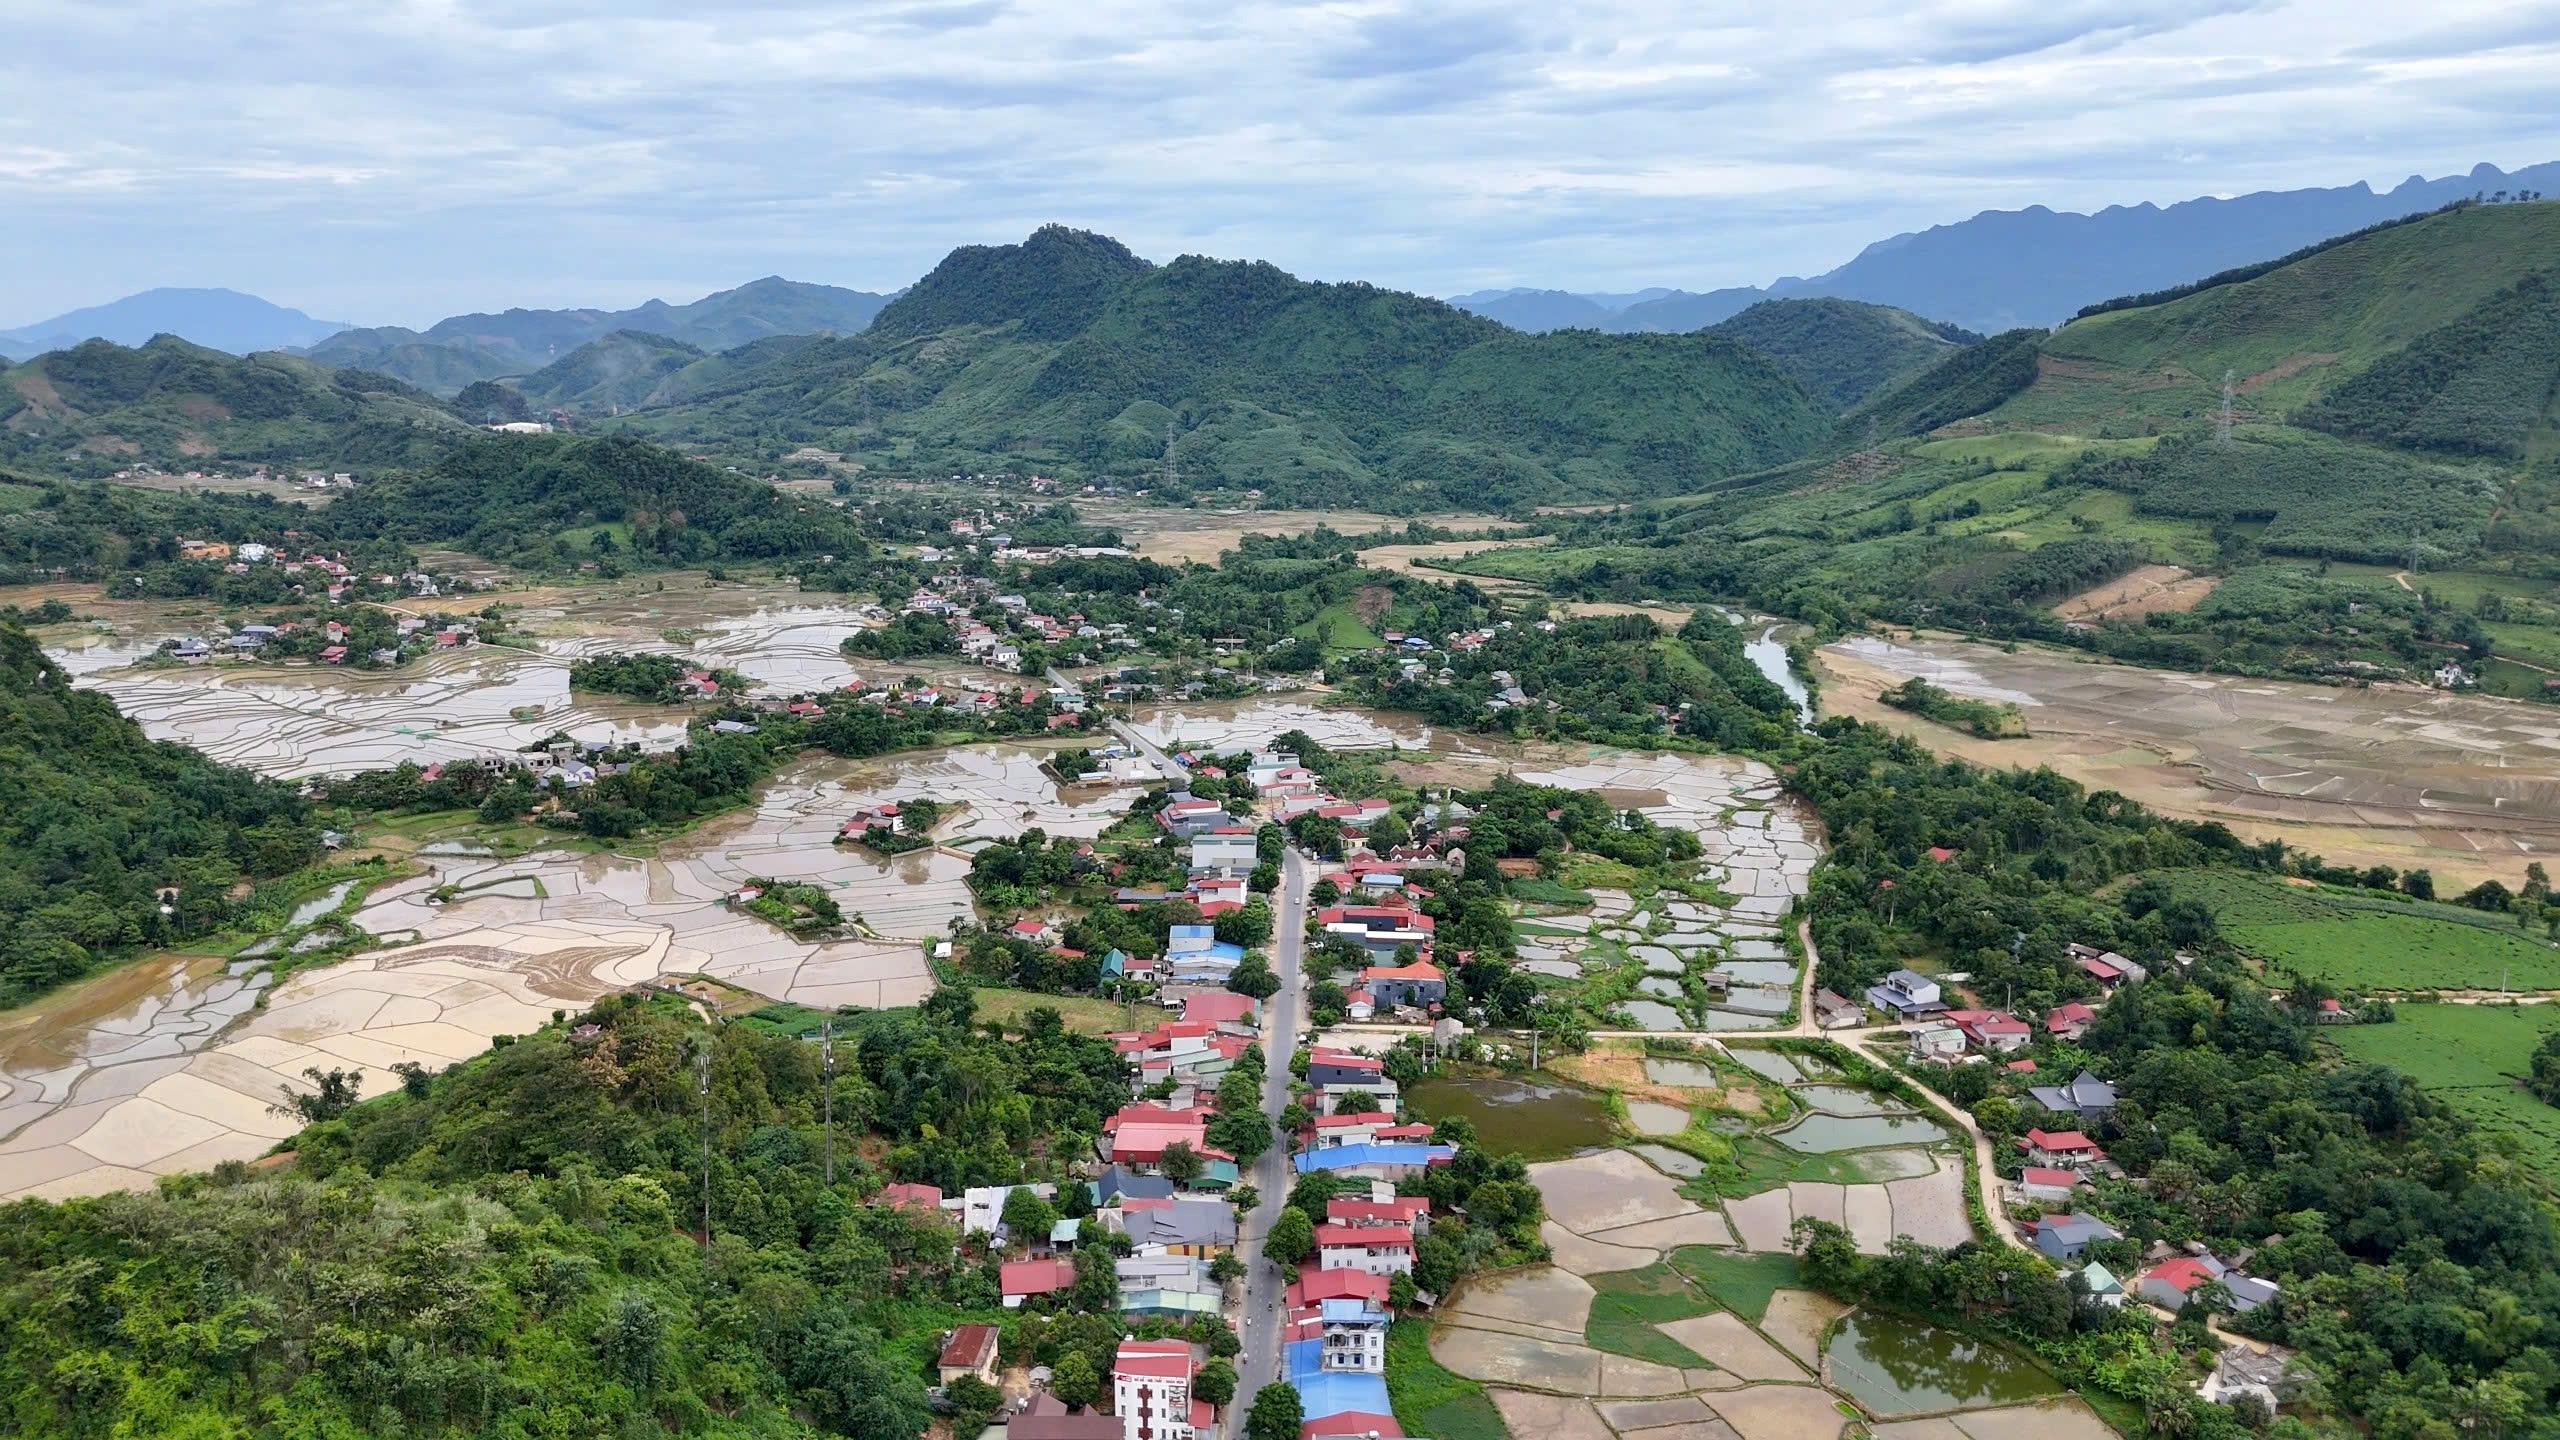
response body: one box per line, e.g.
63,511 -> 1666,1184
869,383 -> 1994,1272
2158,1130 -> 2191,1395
1442,199 -> 2560,695
603,226 -> 1833,511
319,433 -> 867,570
306,326 -> 522,393
1706,299 -> 1979,410
0,336 -> 474,478
512,330 -> 710,413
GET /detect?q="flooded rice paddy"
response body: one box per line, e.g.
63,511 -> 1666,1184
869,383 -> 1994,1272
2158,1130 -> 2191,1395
1405,1075 -> 1616,1161
1824,1312 -> 2063,1416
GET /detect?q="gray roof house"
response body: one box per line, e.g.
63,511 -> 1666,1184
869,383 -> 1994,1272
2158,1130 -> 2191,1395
2029,1070 -> 2119,1121
1864,968 -> 1944,1018
1090,1165 -> 1178,1206
2031,1211 -> 2122,1262
1123,1196 -> 1238,1251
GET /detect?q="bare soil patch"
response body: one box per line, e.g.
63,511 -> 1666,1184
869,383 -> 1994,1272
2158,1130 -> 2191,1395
2051,564 -> 2220,621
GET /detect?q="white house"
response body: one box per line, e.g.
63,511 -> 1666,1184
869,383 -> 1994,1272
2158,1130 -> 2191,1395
1316,1222 -> 1415,1276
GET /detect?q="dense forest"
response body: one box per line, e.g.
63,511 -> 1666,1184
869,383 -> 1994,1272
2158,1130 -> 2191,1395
0,623 -> 318,1002
1704,298 -> 1976,410
606,226 -> 1834,512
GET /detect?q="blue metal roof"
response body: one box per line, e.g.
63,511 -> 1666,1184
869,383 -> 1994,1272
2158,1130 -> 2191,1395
1292,1371 -> 1390,1420
1294,1143 -> 1456,1174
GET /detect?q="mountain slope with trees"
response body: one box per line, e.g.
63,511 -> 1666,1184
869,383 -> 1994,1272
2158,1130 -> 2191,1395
0,622 -> 318,1002
1435,200 -> 2560,692
604,226 -> 1833,512
1706,298 -> 1980,409
0,336 -> 473,478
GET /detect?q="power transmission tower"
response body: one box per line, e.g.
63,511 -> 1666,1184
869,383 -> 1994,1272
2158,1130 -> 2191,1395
820,1019 -> 836,1186
1162,420 -> 1179,489
2216,369 -> 2236,446
694,1043 -> 713,1253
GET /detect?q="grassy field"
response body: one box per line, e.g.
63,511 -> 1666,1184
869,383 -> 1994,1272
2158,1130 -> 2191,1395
2331,1004 -> 2560,1176
1664,1248 -> 1802,1323
1293,601 -> 1382,651
970,987 -> 1137,1035
2153,870 -> 2560,990
1387,1320 -> 1509,1440
1584,1263 -> 1717,1366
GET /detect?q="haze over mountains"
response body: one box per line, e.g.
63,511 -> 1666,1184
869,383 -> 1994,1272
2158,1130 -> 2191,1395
0,279 -> 895,383
1451,160 -> 2560,336
10,160 -> 2552,375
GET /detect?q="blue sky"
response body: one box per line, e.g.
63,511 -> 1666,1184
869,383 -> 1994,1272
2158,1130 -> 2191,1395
4,0 -> 2557,324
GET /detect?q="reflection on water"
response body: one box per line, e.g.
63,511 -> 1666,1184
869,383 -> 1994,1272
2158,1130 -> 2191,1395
1746,626 -> 1815,729
1404,1074 -> 1614,1161
1823,1312 -> 2060,1416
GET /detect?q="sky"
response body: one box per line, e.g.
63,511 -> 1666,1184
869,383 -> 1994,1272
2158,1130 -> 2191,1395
4,0 -> 2558,326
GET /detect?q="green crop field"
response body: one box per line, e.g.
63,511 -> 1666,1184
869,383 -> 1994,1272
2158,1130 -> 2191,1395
2331,1004 -> 2560,1176
2153,870 -> 2560,990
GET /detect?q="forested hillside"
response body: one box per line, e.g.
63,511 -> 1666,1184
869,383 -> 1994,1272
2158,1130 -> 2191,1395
0,623 -> 317,1001
1705,299 -> 1977,409
1442,199 -> 2560,692
599,226 -> 1830,511
321,434 -> 868,570
0,336 -> 472,478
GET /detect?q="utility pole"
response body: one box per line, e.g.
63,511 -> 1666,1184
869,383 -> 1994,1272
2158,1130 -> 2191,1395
820,1019 -> 835,1186
695,1042 -> 713,1254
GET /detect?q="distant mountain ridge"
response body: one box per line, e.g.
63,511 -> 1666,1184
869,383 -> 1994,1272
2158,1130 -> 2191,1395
0,288 -> 350,362
1451,160 -> 2560,336
309,277 -> 894,395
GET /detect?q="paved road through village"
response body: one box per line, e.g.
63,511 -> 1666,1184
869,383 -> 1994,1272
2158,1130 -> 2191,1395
1232,846 -> 1308,1409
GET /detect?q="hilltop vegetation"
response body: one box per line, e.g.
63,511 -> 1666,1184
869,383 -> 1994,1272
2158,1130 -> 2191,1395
308,277 -> 892,395
0,335 -> 472,478
514,330 -> 711,413
1439,200 -> 2560,693
1706,298 -> 1977,410
322,434 -> 868,570
577,226 -> 1835,512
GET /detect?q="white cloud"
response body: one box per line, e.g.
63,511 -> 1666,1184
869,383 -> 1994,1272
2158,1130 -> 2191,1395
0,0 -> 2555,321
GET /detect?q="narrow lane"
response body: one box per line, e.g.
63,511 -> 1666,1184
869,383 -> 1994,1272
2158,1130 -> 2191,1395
1232,846 -> 1309,1409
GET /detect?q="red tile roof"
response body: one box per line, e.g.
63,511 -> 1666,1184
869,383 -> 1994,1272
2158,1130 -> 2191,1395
1000,1258 -> 1075,1296
940,1324 -> 1000,1371
1315,1223 -> 1413,1249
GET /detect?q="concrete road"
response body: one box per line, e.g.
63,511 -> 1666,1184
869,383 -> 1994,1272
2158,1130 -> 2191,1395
1107,716 -> 1192,785
1232,846 -> 1310,1409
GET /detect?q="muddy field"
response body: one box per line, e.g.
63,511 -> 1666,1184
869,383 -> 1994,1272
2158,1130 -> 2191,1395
1821,635 -> 2560,890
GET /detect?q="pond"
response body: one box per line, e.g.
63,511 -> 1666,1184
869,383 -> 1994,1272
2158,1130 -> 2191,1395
1716,960 -> 1797,987
1625,1100 -> 1691,1135
1643,1058 -> 1724,1088
287,880 -> 360,928
1711,989 -> 1791,1016
1638,977 -> 1686,1000
1822,1312 -> 2062,1416
1691,1009 -> 1778,1032
1792,1084 -> 1910,1117
1723,1048 -> 1805,1083
1629,1143 -> 1705,1177
1619,1000 -> 1688,1031
1770,1111 -> 1951,1152
1404,1075 -> 1614,1161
